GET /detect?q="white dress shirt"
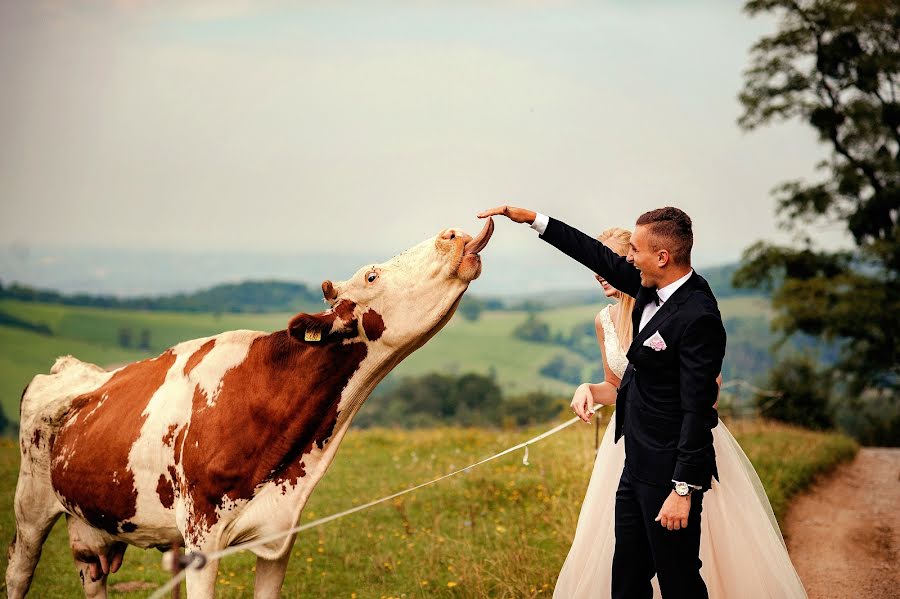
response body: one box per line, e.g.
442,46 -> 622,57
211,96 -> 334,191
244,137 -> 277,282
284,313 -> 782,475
531,212 -> 550,235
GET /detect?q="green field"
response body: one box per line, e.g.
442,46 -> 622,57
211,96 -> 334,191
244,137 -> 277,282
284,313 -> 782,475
0,420 -> 856,597
0,296 -> 774,431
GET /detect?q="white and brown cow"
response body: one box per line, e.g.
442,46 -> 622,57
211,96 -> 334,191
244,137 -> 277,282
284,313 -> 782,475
6,219 -> 493,598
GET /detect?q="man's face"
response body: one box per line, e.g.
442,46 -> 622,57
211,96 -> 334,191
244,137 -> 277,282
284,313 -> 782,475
627,224 -> 660,288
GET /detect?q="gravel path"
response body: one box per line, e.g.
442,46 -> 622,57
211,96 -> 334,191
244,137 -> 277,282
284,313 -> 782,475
783,448 -> 900,599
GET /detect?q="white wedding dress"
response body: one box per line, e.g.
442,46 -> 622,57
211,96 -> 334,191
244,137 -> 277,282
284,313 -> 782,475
553,305 -> 808,598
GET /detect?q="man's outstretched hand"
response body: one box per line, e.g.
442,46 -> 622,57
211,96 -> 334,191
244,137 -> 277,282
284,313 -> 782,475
477,206 -> 536,225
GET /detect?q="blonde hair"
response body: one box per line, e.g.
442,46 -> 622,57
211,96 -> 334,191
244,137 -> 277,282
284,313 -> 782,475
597,227 -> 635,350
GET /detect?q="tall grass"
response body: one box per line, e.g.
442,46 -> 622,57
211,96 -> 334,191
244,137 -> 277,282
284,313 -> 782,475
0,418 -> 856,598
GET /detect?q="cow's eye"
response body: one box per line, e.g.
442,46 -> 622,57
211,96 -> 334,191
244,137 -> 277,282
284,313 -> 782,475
366,271 -> 378,283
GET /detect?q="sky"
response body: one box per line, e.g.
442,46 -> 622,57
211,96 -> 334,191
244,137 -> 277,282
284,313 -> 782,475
0,1 -> 846,295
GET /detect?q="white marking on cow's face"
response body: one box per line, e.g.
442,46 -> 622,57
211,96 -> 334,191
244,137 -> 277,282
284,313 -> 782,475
330,232 -> 471,352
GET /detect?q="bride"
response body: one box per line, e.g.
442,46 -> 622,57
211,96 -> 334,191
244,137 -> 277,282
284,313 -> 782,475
553,227 -> 807,599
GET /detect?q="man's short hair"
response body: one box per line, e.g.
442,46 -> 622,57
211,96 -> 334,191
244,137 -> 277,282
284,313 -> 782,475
635,207 -> 693,266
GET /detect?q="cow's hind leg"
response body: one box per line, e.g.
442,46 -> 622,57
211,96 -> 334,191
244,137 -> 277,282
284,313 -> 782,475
253,535 -> 297,599
5,473 -> 64,599
72,561 -> 108,599
183,549 -> 220,599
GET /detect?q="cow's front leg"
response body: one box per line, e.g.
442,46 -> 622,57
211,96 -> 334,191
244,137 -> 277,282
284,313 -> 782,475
253,534 -> 297,599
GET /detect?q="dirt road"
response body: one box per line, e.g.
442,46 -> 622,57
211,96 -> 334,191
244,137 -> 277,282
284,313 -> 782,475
783,448 -> 900,599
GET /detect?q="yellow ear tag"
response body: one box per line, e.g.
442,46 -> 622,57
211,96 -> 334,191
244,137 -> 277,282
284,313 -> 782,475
304,329 -> 322,342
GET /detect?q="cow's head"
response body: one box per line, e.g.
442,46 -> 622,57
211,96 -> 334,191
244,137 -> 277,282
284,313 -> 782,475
288,218 -> 494,352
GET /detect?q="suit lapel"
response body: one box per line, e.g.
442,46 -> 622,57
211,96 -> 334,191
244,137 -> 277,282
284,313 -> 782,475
631,298 -> 679,352
631,286 -> 655,339
628,272 -> 701,357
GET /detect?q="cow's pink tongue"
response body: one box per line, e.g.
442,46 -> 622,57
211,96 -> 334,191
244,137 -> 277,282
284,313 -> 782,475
464,217 -> 494,255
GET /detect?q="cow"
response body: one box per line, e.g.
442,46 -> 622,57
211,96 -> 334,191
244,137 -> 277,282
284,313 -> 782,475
6,218 -> 494,599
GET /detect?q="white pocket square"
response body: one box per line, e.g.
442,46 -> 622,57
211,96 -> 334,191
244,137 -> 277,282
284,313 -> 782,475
643,331 -> 667,351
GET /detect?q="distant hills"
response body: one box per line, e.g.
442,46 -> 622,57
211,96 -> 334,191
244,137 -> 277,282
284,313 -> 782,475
0,280 -> 325,314
0,263 -> 760,315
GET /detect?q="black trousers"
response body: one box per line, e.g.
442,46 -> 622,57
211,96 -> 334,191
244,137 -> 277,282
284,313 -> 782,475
611,463 -> 707,599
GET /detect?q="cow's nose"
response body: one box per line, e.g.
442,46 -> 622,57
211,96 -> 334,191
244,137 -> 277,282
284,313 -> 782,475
440,228 -> 463,241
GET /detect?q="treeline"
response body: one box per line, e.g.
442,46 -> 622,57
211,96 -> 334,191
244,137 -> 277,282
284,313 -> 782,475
0,280 -> 323,314
353,372 -> 570,429
511,311 -> 841,390
0,262 -> 758,318
0,310 -> 52,335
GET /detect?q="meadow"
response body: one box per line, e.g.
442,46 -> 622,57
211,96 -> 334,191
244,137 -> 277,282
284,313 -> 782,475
0,295 -> 773,430
0,419 -> 856,598
1,294 -> 851,597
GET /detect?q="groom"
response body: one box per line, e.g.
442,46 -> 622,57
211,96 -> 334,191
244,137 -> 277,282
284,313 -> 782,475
478,206 -> 726,599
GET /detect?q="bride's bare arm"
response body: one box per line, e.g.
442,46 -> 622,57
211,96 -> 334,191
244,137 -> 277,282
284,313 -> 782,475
570,309 -> 622,421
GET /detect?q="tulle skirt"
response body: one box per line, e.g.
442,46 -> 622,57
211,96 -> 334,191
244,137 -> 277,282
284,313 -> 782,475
553,411 -> 808,598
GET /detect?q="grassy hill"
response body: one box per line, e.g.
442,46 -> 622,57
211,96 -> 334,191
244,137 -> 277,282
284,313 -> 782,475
0,421 -> 856,597
0,295 -> 777,432
0,280 -> 325,314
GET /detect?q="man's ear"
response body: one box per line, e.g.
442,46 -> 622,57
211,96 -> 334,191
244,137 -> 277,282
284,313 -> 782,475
288,300 -> 359,343
657,249 -> 671,268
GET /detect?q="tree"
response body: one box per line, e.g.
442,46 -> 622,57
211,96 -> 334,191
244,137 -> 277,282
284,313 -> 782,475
756,355 -> 834,429
734,0 -> 899,397
457,297 -> 485,321
539,354 -> 585,385
512,313 -> 552,343
117,327 -> 133,349
139,328 -> 152,350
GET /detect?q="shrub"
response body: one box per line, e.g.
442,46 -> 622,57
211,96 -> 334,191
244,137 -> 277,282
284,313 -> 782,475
756,355 -> 834,430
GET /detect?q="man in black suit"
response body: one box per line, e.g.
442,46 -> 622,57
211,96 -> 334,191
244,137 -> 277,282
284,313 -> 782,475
477,205 -> 726,599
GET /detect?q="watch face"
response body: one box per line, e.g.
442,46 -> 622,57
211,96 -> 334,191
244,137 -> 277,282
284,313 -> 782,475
675,482 -> 689,496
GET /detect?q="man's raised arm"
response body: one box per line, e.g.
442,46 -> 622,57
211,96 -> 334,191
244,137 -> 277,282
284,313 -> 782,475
477,205 -> 642,298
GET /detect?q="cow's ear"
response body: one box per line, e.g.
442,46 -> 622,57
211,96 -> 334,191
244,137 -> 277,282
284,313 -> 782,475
288,301 -> 359,344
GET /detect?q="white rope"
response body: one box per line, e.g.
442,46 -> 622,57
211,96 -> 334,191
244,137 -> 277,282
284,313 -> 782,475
148,411 -> 595,598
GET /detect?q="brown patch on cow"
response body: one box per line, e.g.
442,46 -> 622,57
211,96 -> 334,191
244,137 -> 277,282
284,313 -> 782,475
31,428 -> 42,448
156,474 -> 175,509
179,327 -> 368,543
362,309 -> 385,341
183,339 -> 216,377
288,300 -> 358,344
162,424 -> 178,446
50,350 -> 176,535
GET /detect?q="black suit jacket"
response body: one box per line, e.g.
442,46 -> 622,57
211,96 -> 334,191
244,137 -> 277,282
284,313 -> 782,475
540,216 -> 726,489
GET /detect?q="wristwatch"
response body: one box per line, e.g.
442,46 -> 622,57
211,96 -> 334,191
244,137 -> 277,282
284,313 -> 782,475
673,481 -> 694,496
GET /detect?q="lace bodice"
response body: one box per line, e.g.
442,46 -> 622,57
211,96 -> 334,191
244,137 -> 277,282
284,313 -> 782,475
598,305 -> 629,379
